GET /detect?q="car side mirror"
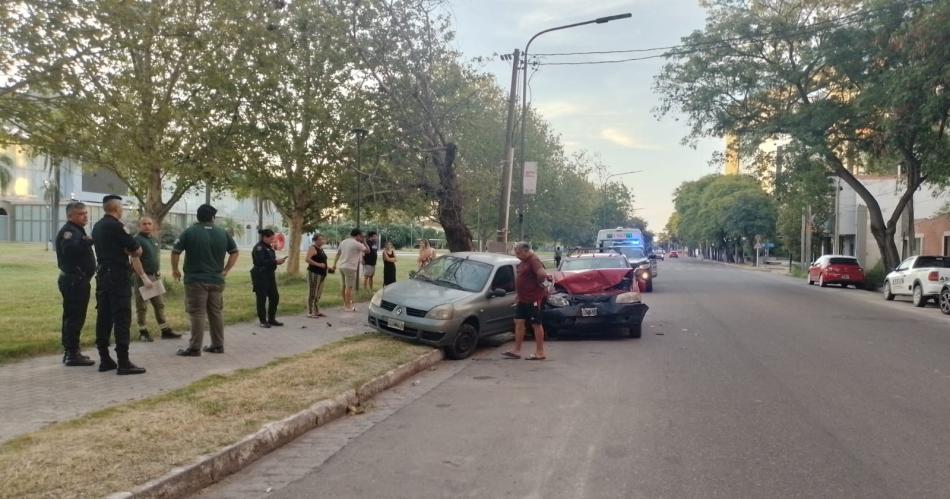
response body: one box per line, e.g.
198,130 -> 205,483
648,254 -> 657,259
489,288 -> 507,298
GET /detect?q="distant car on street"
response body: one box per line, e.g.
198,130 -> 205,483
807,255 -> 865,288
368,252 -> 519,360
884,255 -> 950,307
668,251 -> 679,258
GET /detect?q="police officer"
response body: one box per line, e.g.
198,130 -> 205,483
55,201 -> 97,367
251,229 -> 287,328
91,195 -> 150,375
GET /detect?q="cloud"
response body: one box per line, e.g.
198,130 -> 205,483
599,128 -> 661,150
536,101 -> 586,119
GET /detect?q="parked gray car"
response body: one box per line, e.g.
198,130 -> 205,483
368,252 -> 519,359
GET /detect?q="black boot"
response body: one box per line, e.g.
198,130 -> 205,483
63,349 -> 95,367
98,348 -> 117,372
116,352 -> 146,375
267,319 -> 284,327
160,327 -> 181,339
138,328 -> 154,342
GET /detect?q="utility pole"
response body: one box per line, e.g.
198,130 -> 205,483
833,177 -> 840,254
495,48 -> 520,247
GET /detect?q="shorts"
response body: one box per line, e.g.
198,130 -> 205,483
340,268 -> 358,289
515,301 -> 543,325
362,264 -> 375,277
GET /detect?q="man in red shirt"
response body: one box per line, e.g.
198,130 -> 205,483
503,242 -> 548,360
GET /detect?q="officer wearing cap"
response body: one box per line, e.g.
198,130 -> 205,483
55,201 -> 97,367
91,195 -> 151,375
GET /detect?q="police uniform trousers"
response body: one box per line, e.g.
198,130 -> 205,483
252,268 -> 279,323
59,272 -> 92,351
95,266 -> 133,353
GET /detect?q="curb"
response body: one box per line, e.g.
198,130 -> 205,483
107,348 -> 444,499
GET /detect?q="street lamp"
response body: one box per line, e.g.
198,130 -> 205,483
602,170 -> 642,227
517,12 -> 632,240
351,128 -> 368,229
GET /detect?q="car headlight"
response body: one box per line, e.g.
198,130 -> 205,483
371,290 -> 383,307
426,304 -> 454,320
638,270 -> 651,280
615,291 -> 641,304
546,294 -> 570,307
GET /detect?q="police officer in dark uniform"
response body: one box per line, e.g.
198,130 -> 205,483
55,201 -> 97,367
251,229 -> 287,328
91,195 -> 150,375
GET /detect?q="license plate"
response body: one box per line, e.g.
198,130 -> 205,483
387,319 -> 405,331
842,275 -> 850,280
581,307 -> 598,317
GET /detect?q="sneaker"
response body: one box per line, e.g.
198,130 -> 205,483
202,345 -> 224,354
139,330 -> 154,342
160,328 -> 181,339
259,322 -> 271,329
267,320 -> 284,327
98,357 -> 118,372
63,351 -> 96,367
117,362 -> 146,375
176,348 -> 201,357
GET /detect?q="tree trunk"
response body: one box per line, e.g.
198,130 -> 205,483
433,143 -> 473,252
286,210 -> 305,276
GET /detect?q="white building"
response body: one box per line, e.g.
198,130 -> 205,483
0,145 -> 279,247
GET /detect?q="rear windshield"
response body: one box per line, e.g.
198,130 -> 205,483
915,257 -> 950,268
829,257 -> 859,265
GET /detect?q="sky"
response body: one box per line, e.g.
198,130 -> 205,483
444,0 -> 723,232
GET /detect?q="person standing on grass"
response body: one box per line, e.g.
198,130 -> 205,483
251,229 -> 287,328
92,195 -> 151,375
382,241 -> 397,286
305,234 -> 329,318
330,228 -> 368,312
171,204 -> 239,357
554,245 -> 562,268
417,238 -> 436,269
502,242 -> 548,361
132,216 -> 179,342
362,231 -> 379,292
55,201 -> 97,367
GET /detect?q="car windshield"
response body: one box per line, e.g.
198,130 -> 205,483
915,257 -> 950,268
560,257 -> 628,271
829,257 -> 860,265
414,255 -> 493,292
616,247 -> 646,259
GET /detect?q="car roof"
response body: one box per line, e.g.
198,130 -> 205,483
565,253 -> 625,259
445,252 -> 520,265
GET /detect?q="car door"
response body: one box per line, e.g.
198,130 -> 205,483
891,258 -> 914,294
809,257 -> 824,281
481,265 -> 517,334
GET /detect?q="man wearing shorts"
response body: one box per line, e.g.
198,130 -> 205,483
502,241 -> 548,360
362,231 -> 379,291
331,229 -> 368,312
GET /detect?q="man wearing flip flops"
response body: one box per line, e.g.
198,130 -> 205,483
502,242 -> 548,361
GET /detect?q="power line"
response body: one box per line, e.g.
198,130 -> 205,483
528,0 -> 932,66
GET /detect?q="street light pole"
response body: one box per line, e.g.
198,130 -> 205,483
601,170 -> 642,227
518,13 -> 632,241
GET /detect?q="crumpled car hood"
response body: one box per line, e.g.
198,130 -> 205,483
552,268 -> 633,295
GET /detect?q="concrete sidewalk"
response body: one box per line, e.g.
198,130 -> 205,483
0,304 -> 374,443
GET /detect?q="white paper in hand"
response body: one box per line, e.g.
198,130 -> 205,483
139,279 -> 166,301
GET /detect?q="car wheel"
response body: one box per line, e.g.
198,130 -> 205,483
444,323 -> 478,360
912,285 -> 926,308
645,280 -> 653,292
883,281 -> 895,301
807,275 -> 813,285
939,288 -> 950,315
628,322 -> 642,339
818,274 -> 826,287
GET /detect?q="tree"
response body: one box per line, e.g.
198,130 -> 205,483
655,0 -> 950,271
0,154 -> 11,194
2,0 -> 257,225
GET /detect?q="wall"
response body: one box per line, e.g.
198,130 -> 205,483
914,217 -> 950,256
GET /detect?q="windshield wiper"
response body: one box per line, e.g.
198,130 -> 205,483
433,278 -> 464,290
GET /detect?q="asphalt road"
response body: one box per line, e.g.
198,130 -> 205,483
198,258 -> 950,499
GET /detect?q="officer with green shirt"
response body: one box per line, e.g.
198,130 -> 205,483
171,204 -> 239,356
132,216 -> 180,342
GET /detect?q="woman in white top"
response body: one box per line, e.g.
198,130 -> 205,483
417,239 -> 436,269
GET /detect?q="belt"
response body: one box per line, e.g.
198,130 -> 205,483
60,271 -> 91,279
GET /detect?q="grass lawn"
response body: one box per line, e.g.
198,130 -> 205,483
0,334 -> 432,498
0,243 -> 420,364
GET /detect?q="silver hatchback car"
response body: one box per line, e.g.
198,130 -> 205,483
368,252 -> 520,359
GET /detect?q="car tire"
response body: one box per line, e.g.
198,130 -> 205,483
912,284 -> 926,308
445,323 -> 478,360
807,275 -> 813,285
628,322 -> 642,339
645,280 -> 653,293
818,274 -> 826,287
939,288 -> 950,315
883,281 -> 895,301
